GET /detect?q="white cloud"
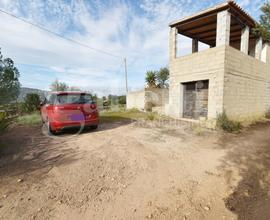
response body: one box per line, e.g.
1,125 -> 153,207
0,0 -> 262,95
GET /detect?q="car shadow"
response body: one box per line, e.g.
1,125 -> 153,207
0,118 -> 135,179
217,121 -> 270,220
0,125 -> 81,179
53,117 -> 135,136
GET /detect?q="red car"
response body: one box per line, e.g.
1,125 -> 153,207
41,92 -> 99,134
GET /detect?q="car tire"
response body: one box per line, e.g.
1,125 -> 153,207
91,125 -> 98,130
47,121 -> 57,135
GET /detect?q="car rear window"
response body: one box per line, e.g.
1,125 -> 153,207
56,94 -> 93,104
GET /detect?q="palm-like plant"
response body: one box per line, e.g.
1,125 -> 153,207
145,71 -> 157,88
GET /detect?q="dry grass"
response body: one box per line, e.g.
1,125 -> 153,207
17,112 -> 42,126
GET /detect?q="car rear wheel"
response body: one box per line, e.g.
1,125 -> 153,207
46,121 -> 57,135
91,125 -> 98,130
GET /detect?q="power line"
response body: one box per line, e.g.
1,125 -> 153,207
0,8 -> 129,95
0,8 -> 122,59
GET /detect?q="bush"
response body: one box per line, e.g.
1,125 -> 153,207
216,112 -> 242,133
0,111 -> 8,132
146,112 -> 156,121
118,95 -> 126,105
21,93 -> 41,113
266,109 -> 270,119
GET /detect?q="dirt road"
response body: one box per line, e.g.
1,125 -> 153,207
0,120 -> 270,220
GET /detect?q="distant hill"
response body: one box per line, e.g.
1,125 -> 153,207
18,87 -> 48,102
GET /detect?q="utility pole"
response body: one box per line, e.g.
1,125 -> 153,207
124,57 -> 128,93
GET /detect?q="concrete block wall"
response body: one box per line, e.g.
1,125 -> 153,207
223,46 -> 270,120
167,46 -> 226,119
145,88 -> 169,108
126,90 -> 145,110
127,88 -> 169,111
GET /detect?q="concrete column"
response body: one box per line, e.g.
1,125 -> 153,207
179,83 -> 184,118
240,26 -> 249,54
192,39 -> 199,53
261,43 -> 270,63
169,27 -> 178,59
255,37 -> 263,60
216,10 -> 231,46
192,39 -> 198,53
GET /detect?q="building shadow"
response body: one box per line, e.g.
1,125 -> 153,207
217,122 -> 270,220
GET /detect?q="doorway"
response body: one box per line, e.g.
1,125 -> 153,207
182,80 -> 209,119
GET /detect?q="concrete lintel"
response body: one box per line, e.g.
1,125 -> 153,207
240,26 -> 249,54
216,10 -> 231,46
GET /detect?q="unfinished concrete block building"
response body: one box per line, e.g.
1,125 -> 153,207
166,1 -> 270,121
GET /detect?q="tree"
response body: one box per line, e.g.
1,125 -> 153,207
156,67 -> 169,88
0,49 -> 20,104
118,95 -> 126,105
253,1 -> 270,41
145,71 -> 157,88
22,93 -> 41,113
50,79 -> 69,91
260,2 -> 270,29
92,93 -> 98,102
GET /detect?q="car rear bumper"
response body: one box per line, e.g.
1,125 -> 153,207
50,118 -> 99,131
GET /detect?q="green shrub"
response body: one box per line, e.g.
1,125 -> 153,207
21,93 -> 41,113
145,102 -> 154,112
216,112 -> 242,133
0,111 -> 8,132
146,112 -> 156,121
127,108 -> 140,113
0,111 -> 6,121
266,109 -> 270,119
193,125 -> 205,136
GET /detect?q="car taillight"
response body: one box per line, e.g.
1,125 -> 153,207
53,106 -> 59,112
90,103 -> 96,109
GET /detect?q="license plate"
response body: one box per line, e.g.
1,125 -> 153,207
70,114 -> 85,121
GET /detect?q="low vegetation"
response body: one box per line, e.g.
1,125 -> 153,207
0,111 -> 8,133
146,112 -> 156,121
100,109 -> 161,123
16,112 -> 41,126
216,112 -> 242,133
266,108 -> 270,119
100,109 -> 144,122
192,125 -> 205,136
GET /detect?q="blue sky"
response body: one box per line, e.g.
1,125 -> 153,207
0,0 -> 264,96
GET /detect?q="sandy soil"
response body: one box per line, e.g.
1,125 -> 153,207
0,120 -> 270,220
